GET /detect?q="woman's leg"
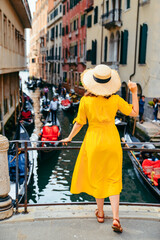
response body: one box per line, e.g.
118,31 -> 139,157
95,198 -> 104,222
109,195 -> 120,222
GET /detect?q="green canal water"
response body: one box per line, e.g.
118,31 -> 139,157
27,108 -> 159,204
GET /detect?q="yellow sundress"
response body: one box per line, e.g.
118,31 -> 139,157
70,95 -> 133,198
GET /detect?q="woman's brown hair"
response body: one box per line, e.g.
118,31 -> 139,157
84,90 -> 112,99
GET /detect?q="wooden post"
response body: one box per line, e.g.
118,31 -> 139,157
132,117 -> 137,136
14,90 -> 17,125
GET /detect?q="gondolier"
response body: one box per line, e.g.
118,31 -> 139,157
49,97 -> 58,124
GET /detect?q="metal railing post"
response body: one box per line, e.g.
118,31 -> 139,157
24,141 -> 28,213
16,142 -> 19,214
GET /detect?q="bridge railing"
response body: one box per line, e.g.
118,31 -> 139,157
8,140 -> 160,214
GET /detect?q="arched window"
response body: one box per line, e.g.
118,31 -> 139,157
137,83 -> 142,99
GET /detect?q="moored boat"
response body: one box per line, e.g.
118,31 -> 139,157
124,133 -> 160,201
60,99 -> 72,111
8,123 -> 34,203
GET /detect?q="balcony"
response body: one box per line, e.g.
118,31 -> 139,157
46,56 -> 54,62
80,56 -> 86,65
10,0 -> 32,28
85,0 -> 94,13
101,9 -> 122,30
69,32 -> 72,39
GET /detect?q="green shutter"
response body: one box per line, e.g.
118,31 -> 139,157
120,30 -> 128,64
138,24 -> 148,64
91,40 -> 97,65
87,15 -> 92,28
94,6 -> 98,24
127,0 -> 130,9
104,36 -> 108,62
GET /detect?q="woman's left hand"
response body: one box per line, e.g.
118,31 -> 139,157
60,137 -> 72,145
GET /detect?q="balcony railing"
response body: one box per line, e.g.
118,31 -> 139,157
69,32 -> 72,39
75,29 -> 79,36
101,9 -> 122,30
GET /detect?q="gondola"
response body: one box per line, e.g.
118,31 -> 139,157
38,113 -> 62,156
124,133 -> 160,201
20,99 -> 34,130
40,97 -> 50,119
8,123 -> 34,203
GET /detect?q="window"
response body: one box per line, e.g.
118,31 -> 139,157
79,40 -> 81,57
56,25 -> 58,38
3,15 -> 7,47
62,27 -> 65,36
120,30 -> 128,64
51,27 -> 54,40
65,47 -> 68,58
60,4 -> 62,12
81,14 -> 85,27
63,5 -> 65,15
138,24 -> 148,64
59,46 -> 61,59
8,20 -> 11,49
126,0 -> 130,10
106,0 -> 109,17
91,40 -> 97,65
32,58 -> 35,63
66,25 -> 68,34
59,23 -> 62,36
67,1 -> 69,12
10,94 -> 13,108
94,6 -> 98,24
4,99 -> 8,115
74,20 -> 76,31
104,36 -> 108,62
63,72 -> 67,82
87,15 -> 92,28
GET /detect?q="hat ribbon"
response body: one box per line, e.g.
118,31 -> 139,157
93,75 -> 111,84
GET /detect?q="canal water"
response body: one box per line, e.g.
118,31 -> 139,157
20,71 -> 159,204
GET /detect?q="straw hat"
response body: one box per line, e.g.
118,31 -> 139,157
81,64 -> 121,96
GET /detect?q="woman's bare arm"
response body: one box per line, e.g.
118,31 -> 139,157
60,122 -> 83,143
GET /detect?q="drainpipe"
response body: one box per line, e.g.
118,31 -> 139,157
128,0 -> 140,102
100,0 -> 105,63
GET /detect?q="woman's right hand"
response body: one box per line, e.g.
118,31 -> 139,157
60,137 -> 72,146
128,80 -> 137,94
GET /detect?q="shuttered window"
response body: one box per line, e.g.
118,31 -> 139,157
120,30 -> 128,64
63,5 -> 65,15
126,0 -> 130,9
104,36 -> 108,62
87,15 -> 92,28
94,6 -> 98,24
91,39 -> 97,65
59,23 -> 62,36
86,49 -> 92,61
51,27 -> 54,39
138,24 -> 148,64
62,27 -> 65,36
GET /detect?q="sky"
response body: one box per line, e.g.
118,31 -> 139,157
26,0 -> 36,56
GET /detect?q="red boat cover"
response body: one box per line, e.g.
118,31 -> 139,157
21,111 -> 31,119
61,99 -> 71,106
142,160 -> 160,168
42,125 -> 59,141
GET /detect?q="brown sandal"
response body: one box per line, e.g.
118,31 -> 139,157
112,219 -> 123,233
95,209 -> 104,223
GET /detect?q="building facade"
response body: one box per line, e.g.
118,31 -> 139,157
86,0 -> 160,100
0,0 -> 31,132
47,0 -> 63,85
29,0 -> 48,81
62,0 -> 92,95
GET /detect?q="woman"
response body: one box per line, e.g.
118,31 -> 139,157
61,65 -> 138,233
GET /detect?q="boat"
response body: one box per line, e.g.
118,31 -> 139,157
8,123 -> 34,203
124,133 -> 160,201
60,99 -> 72,111
38,114 -> 62,155
23,92 -> 33,105
20,99 -> 34,130
70,94 -> 80,108
40,97 -> 50,119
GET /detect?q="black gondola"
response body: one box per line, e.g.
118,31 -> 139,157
124,133 -> 160,201
20,99 -> 34,130
8,123 -> 34,203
